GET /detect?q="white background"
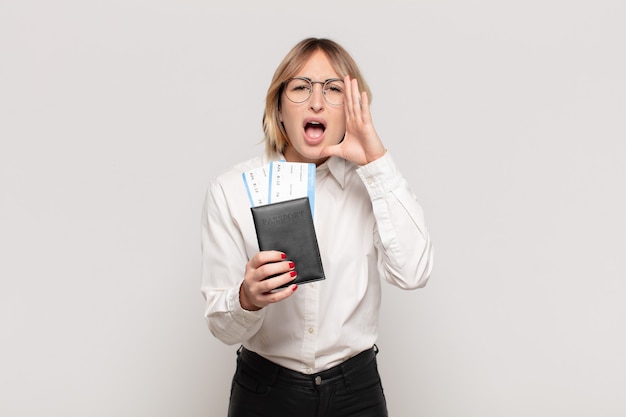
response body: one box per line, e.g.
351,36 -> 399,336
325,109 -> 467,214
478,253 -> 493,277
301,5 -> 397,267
1,1 -> 625,416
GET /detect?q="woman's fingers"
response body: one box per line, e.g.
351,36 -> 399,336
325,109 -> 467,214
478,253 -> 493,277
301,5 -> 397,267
241,251 -> 298,310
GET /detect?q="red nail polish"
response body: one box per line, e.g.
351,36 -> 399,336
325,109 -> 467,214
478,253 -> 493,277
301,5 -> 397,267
292,285 -> 298,292
290,271 -> 297,277
288,262 -> 295,269
281,253 -> 287,259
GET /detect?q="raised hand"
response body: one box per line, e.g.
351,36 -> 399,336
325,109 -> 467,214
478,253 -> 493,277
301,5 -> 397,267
320,76 -> 386,165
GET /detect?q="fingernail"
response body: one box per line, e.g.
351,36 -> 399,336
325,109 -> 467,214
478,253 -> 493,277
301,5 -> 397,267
292,285 -> 298,292
281,253 -> 287,259
290,271 -> 297,277
288,262 -> 295,269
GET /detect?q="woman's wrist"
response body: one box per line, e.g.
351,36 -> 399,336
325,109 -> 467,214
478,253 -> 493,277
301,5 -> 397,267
239,283 -> 261,311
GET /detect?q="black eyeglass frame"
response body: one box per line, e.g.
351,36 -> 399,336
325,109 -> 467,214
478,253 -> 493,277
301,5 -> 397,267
281,77 -> 345,105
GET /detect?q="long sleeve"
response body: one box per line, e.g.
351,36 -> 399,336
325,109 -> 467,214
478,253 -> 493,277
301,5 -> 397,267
356,152 -> 434,289
200,153 -> 433,372
200,179 -> 266,345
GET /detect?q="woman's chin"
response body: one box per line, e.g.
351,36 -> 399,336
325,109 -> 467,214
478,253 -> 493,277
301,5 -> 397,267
284,147 -> 327,165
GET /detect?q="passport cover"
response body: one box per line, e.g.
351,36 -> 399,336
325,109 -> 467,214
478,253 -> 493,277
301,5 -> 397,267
251,197 -> 325,287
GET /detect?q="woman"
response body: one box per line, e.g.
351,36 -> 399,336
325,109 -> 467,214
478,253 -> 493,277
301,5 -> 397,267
201,37 -> 434,417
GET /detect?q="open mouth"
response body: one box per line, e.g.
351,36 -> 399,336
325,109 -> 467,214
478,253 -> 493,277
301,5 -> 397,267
304,120 -> 326,140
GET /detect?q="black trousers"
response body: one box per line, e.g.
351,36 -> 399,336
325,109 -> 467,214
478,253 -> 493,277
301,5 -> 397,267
227,346 -> 389,417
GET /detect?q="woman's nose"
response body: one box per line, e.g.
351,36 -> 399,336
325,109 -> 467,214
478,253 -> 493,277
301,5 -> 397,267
308,84 -> 325,111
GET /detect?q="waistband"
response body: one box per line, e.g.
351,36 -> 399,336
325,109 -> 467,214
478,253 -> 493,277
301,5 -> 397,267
237,345 -> 379,388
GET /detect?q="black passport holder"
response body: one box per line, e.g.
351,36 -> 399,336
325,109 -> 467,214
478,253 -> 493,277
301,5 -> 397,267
251,197 -> 325,287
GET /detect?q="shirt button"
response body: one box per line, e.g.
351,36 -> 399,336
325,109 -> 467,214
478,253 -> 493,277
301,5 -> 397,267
308,327 -> 314,334
305,368 -> 312,374
315,376 -> 322,385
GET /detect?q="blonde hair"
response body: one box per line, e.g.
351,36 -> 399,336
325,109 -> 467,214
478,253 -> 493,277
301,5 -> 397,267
262,38 -> 371,156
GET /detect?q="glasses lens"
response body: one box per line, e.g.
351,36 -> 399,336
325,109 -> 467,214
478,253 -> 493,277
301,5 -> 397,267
284,78 -> 312,103
324,79 -> 344,105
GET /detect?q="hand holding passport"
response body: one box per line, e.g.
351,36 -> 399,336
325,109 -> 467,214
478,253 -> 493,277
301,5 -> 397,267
251,197 -> 325,287
243,162 -> 325,288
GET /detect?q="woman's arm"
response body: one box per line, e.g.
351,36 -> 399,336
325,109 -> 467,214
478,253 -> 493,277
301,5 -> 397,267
200,180 -> 266,345
358,153 -> 434,289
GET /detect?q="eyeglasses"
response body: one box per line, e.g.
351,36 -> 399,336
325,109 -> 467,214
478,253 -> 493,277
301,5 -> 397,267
282,77 -> 345,106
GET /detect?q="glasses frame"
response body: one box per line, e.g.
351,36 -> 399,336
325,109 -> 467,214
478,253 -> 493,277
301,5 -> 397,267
282,77 -> 345,106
